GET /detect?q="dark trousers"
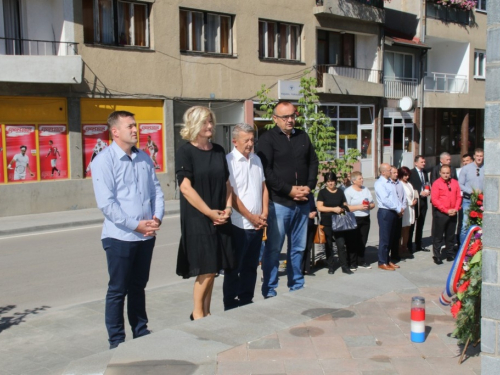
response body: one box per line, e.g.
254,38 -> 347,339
346,216 -> 371,262
408,202 -> 427,250
377,209 -> 397,265
456,207 -> 463,246
324,226 -> 356,269
301,224 -> 317,274
102,237 -> 155,346
432,210 -> 457,259
390,217 -> 403,261
223,225 -> 263,310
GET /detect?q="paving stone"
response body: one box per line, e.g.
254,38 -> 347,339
343,335 -> 377,347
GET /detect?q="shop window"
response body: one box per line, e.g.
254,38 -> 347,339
338,106 -> 358,119
259,20 -> 301,61
317,30 -> 354,67
474,50 -> 486,79
83,0 -> 150,47
180,9 -> 233,55
338,121 -> 357,156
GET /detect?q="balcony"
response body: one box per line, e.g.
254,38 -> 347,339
384,77 -> 419,99
424,72 -> 468,94
0,37 -> 82,84
316,65 -> 384,97
314,0 -> 384,24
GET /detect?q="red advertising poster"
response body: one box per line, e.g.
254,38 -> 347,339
82,124 -> 109,177
0,126 -> 5,183
5,125 -> 37,182
139,123 -> 163,172
39,125 -> 68,180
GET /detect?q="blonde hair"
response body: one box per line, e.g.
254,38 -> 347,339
180,106 -> 216,141
351,171 -> 362,182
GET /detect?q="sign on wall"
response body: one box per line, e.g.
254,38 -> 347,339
139,123 -> 163,171
82,124 -> 109,177
5,125 -> 37,182
39,125 -> 68,180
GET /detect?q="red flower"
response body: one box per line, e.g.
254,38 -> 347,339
458,280 -> 471,294
477,200 -> 483,206
478,213 -> 483,219
467,240 -> 482,256
451,300 -> 462,318
470,211 -> 478,218
479,194 -> 484,200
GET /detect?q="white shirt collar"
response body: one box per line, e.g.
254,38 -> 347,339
231,147 -> 254,162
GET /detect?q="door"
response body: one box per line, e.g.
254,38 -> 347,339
383,121 -> 414,168
358,125 -> 374,178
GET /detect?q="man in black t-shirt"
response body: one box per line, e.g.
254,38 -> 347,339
257,102 -> 319,298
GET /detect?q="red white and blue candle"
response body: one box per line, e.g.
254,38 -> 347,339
411,296 -> 425,343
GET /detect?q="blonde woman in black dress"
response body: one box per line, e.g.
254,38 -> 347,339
176,106 -> 235,320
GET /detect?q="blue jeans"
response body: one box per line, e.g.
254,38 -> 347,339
102,237 -> 155,346
223,225 -> 263,310
261,201 -> 309,297
459,198 -> 471,245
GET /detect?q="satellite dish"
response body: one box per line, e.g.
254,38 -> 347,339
399,96 -> 413,112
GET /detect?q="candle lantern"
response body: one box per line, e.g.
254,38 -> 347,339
411,296 -> 426,343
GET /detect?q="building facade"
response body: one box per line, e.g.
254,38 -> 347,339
0,0 -> 487,216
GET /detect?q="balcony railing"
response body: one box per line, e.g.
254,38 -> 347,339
316,0 -> 384,9
384,77 -> 418,99
426,2 -> 470,25
0,37 -> 78,56
424,72 -> 468,94
316,64 -> 382,87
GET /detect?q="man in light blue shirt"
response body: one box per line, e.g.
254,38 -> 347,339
92,110 -> 164,350
458,148 -> 484,244
389,166 -> 407,265
374,163 -> 404,271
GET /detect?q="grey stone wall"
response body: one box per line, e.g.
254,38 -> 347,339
482,3 -> 500,369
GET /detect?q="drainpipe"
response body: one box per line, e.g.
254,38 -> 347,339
419,0 -> 427,156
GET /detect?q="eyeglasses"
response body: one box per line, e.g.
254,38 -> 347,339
274,114 -> 296,120
476,168 -> 480,177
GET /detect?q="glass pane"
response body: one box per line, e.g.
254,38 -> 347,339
290,25 -> 298,60
384,126 -> 392,147
258,21 -> 265,58
360,107 -> 373,124
394,53 -> 403,77
192,12 -> 203,51
83,0 -> 94,43
117,2 -> 131,45
404,55 -> 413,78
206,14 -> 219,53
267,22 -> 276,58
279,24 -> 287,59
179,10 -> 188,50
404,127 -> 413,152
339,106 -> 358,119
339,121 -> 357,155
479,53 -> 485,76
317,30 -> 327,65
342,34 -> 355,67
133,4 -> 147,47
360,129 -> 372,159
98,0 -> 114,44
384,52 -> 395,77
328,32 -> 341,65
220,16 -> 230,54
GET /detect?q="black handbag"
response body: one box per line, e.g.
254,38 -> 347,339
331,211 -> 358,232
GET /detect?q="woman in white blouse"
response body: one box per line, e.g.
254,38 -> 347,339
399,166 -> 418,258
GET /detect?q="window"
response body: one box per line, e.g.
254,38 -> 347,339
317,30 -> 354,67
83,0 -> 150,47
477,0 -> 486,12
180,9 -> 232,54
258,20 -> 301,61
384,52 -> 414,79
474,50 -> 486,79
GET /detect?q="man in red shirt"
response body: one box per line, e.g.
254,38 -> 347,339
431,165 -> 462,265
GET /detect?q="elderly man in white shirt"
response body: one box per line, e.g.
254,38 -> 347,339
223,123 -> 269,310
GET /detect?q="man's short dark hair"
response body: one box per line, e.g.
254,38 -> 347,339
474,148 -> 484,154
20,145 -> 27,150
107,111 -> 135,128
273,101 -> 294,116
462,153 -> 473,159
414,155 -> 424,163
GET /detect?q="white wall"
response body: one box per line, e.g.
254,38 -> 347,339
356,34 -> 379,71
427,38 -> 469,77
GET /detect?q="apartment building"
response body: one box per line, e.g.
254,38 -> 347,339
384,0 -> 487,168
0,0 -> 486,215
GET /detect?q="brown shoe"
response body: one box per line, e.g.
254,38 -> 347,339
378,264 -> 395,271
389,262 -> 400,269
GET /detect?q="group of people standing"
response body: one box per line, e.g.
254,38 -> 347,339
90,106 -> 484,350
375,149 -> 484,270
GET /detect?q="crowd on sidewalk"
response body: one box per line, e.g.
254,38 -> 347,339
88,105 -> 484,350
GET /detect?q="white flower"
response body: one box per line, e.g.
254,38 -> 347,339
463,263 -> 470,271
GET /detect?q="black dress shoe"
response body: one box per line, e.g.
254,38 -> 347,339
190,313 -> 194,321
328,268 -> 335,274
446,256 -> 455,262
419,247 -> 430,252
341,267 -> 354,275
433,257 -> 443,265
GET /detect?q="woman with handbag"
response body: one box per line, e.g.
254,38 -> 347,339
317,172 -> 354,275
398,167 -> 418,259
302,193 -> 318,275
